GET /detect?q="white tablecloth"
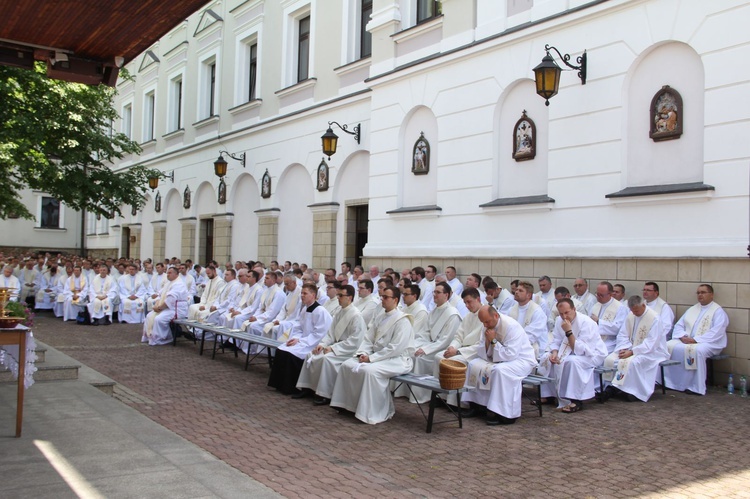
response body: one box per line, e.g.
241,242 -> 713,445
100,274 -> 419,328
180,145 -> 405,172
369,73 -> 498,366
0,324 -> 37,389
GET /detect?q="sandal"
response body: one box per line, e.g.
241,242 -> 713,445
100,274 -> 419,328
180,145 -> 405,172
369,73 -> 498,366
561,401 -> 583,413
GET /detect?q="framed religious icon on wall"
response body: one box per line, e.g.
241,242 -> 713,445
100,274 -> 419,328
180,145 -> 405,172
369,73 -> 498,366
261,169 -> 271,198
412,132 -> 430,175
512,111 -> 536,161
131,205 -> 137,216
154,191 -> 161,213
317,159 -> 329,191
650,85 -> 683,142
218,179 -> 227,204
183,186 -> 191,209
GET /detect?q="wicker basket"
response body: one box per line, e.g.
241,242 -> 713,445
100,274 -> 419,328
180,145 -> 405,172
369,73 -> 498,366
438,359 -> 467,390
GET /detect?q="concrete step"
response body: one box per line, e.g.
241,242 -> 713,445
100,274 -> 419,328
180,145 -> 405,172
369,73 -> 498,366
34,346 -> 46,363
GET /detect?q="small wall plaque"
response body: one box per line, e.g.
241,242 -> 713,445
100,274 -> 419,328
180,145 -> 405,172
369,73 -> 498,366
650,85 -> 682,142
412,132 -> 430,175
512,110 -> 536,161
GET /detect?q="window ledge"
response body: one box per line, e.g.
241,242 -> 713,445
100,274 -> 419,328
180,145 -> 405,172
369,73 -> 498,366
139,139 -> 156,148
275,78 -> 317,98
334,57 -> 371,76
162,128 -> 185,139
479,195 -> 555,214
97,232 -> 109,236
392,15 -> 443,44
193,115 -> 220,129
386,204 -> 442,219
229,99 -> 263,115
606,182 -> 715,206
34,227 -> 66,232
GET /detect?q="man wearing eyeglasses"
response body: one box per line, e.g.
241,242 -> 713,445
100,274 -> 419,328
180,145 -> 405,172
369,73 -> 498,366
572,278 -> 597,316
642,281 -> 675,340
322,280 -> 342,317
330,286 -> 414,425
354,279 -> 380,328
663,284 -> 728,395
296,285 -> 366,405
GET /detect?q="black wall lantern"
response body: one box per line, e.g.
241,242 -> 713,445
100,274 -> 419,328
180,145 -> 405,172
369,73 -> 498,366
214,150 -> 246,179
534,44 -> 587,106
321,121 -> 360,160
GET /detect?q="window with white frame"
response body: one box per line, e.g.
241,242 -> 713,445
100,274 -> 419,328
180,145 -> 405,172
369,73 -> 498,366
122,103 -> 132,139
39,197 -> 61,229
416,0 -> 441,23
168,74 -> 184,132
248,42 -> 258,101
199,57 -> 218,119
297,15 -> 311,82
143,91 -> 156,142
360,0 -> 372,58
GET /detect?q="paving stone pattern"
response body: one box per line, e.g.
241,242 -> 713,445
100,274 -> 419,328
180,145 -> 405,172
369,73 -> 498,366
32,313 -> 750,498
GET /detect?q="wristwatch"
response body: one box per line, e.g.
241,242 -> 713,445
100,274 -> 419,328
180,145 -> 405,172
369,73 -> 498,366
490,339 -> 498,345
565,331 -> 573,338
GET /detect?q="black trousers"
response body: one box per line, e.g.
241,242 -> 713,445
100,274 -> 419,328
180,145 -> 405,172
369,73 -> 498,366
268,349 -> 304,395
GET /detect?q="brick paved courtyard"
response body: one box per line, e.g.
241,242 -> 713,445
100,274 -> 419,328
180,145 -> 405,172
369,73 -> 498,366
31,313 -> 750,498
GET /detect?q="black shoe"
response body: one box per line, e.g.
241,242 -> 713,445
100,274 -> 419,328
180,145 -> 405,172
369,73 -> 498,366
313,396 -> 330,406
460,402 -> 481,418
624,393 -> 639,402
486,411 -> 517,426
600,385 -> 618,402
291,389 -> 310,399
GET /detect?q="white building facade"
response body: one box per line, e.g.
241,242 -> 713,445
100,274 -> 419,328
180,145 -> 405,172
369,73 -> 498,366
94,0 -> 750,380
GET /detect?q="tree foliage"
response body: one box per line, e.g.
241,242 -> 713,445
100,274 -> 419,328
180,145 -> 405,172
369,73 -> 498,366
0,63 -> 159,220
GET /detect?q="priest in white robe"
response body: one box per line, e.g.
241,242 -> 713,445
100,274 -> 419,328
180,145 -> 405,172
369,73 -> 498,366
548,287 -> 586,334
198,268 -> 241,339
330,286 -> 414,425
399,281 -> 460,403
1,265 -> 21,303
118,264 -> 148,324
322,280 -> 342,318
297,285 -> 366,404
223,270 -> 262,328
663,284 -> 728,395
643,281 -> 675,340
590,281 -> 628,354
601,295 -> 668,402
573,278 -> 598,316
142,267 -> 189,346
87,265 -> 117,325
445,266 -> 463,297
434,287 -> 484,406
146,263 -> 169,313
239,271 -> 285,354
18,261 -> 38,303
354,279 -> 381,327
537,298 -> 607,413
533,275 -> 555,321
62,266 -> 88,321
34,266 -> 59,310
507,281 -> 548,359
178,264 -> 198,300
261,274 -> 303,342
462,305 -> 537,425
187,265 -> 225,322
485,281 -> 515,315
268,283 -> 334,395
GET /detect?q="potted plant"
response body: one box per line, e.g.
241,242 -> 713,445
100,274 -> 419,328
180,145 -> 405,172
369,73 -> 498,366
2,301 -> 34,328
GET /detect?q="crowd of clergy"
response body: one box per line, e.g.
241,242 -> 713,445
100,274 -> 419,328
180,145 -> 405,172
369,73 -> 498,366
0,252 -> 729,426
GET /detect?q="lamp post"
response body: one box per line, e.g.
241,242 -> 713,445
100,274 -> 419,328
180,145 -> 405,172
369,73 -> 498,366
321,121 -> 360,160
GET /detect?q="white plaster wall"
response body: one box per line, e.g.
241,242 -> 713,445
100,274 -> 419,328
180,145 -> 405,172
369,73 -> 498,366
333,150 -> 370,262
139,193 -> 155,258
277,164 -> 314,264
229,173 -> 260,261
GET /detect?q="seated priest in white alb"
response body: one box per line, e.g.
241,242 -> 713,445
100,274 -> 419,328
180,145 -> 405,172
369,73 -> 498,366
590,281 -> 628,354
187,265 -> 225,322
146,263 -> 169,313
62,265 -> 89,321
533,275 -> 555,320
87,265 -> 117,325
537,299 -> 607,414
240,271 -> 286,354
1,264 -> 21,303
330,286 -> 414,425
257,273 -> 303,342
572,278 -> 598,316
461,305 -> 537,425
484,281 -> 515,315
322,280 -> 342,318
198,268 -> 241,339
35,265 -> 59,311
399,284 -> 429,338
600,295 -> 668,402
268,283 -> 334,396
222,270 -> 262,328
18,260 -> 38,304
118,264 -> 148,324
398,281 -> 461,404
297,285 -> 366,405
354,279 -> 381,327
178,264 -> 198,302
434,274 -> 468,318
507,281 -> 548,359
464,273 -> 488,305
433,287 -> 485,407
444,266 -> 463,297
548,286 -> 585,334
642,281 -> 675,340
663,284 -> 728,395
142,267 -> 190,346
